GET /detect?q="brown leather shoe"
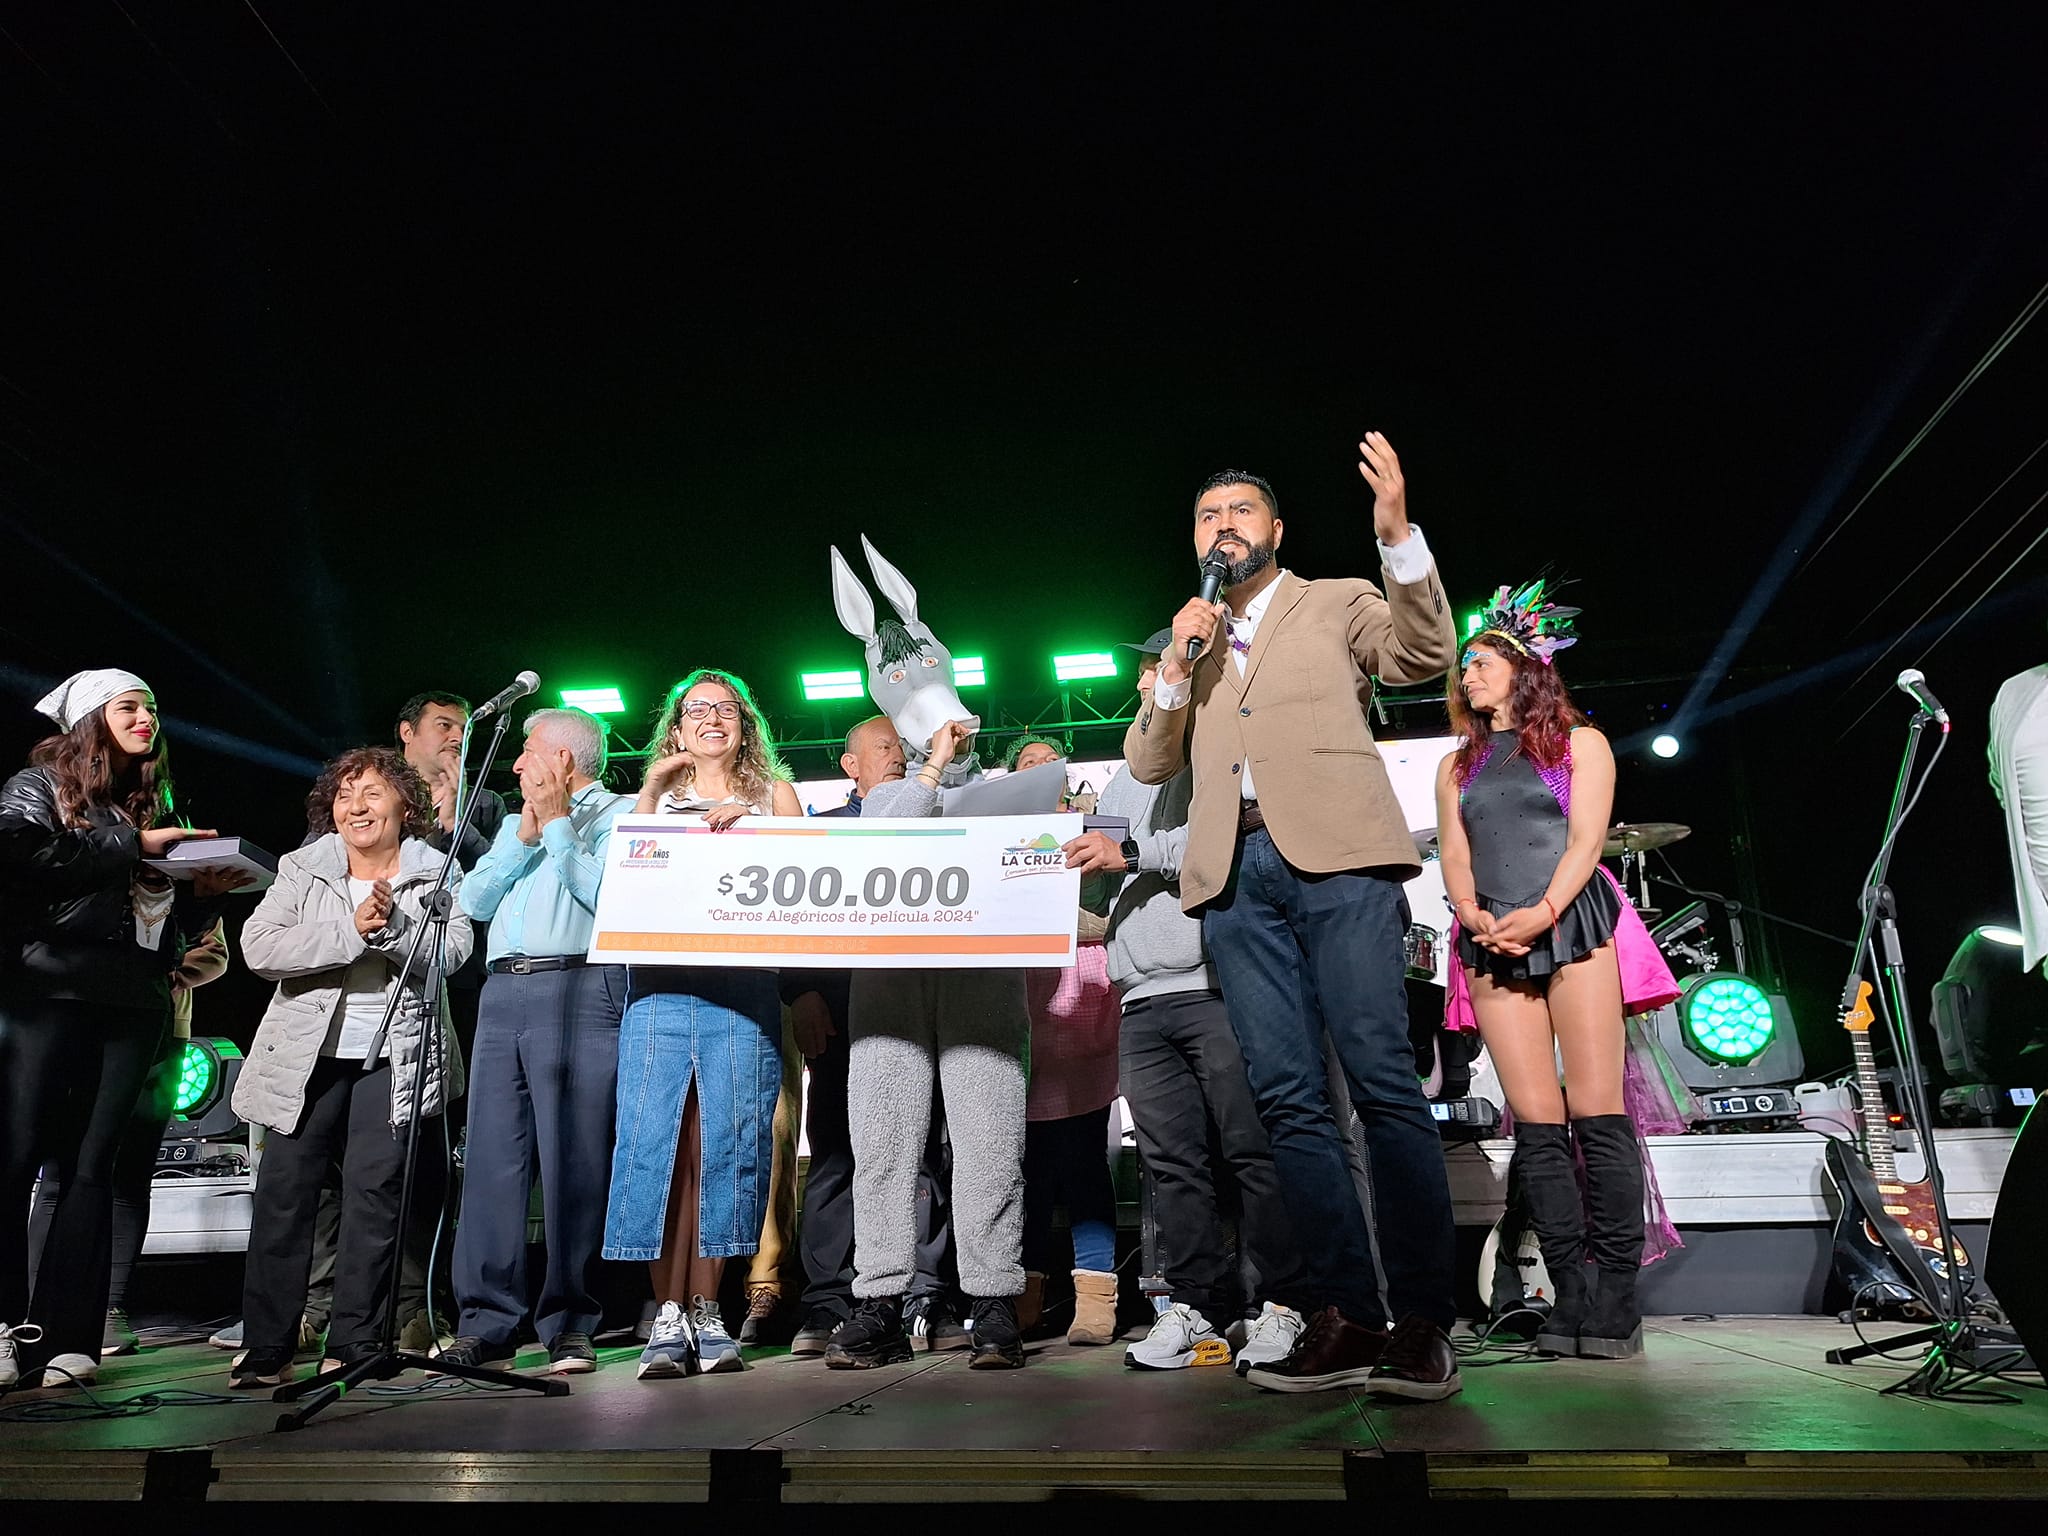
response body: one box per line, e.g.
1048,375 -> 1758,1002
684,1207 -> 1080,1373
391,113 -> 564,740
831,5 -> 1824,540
1244,1307 -> 1389,1393
1365,1313 -> 1463,1401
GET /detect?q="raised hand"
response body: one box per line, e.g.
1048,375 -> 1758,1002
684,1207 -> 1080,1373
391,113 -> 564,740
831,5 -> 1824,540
1355,430 -> 1410,545
925,719 -> 976,773
522,756 -> 573,827
636,751 -> 694,812
429,768 -> 460,832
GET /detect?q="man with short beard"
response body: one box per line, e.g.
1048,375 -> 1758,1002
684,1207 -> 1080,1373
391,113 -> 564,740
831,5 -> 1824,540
1125,435 -> 1461,1398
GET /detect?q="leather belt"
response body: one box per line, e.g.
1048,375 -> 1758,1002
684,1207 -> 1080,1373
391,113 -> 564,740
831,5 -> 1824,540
488,955 -> 587,975
1238,799 -> 1267,837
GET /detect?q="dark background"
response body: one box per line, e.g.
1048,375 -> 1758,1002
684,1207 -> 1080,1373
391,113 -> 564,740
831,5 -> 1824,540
4,4 -> 2046,1077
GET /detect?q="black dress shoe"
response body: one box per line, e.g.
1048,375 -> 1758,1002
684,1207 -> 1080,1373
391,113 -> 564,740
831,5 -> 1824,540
1365,1313 -> 1463,1401
825,1295 -> 912,1369
966,1295 -> 1025,1369
1245,1307 -> 1389,1393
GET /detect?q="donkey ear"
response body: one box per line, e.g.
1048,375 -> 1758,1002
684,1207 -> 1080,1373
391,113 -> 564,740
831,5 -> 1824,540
860,535 -> 920,625
830,546 -> 877,642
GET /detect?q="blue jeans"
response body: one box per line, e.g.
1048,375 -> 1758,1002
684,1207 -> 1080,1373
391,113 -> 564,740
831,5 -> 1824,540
1022,1105 -> 1118,1274
603,968 -> 782,1262
1201,829 -> 1455,1328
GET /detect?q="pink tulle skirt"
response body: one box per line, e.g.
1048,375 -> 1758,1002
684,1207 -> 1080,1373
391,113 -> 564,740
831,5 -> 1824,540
1445,867 -> 1693,1264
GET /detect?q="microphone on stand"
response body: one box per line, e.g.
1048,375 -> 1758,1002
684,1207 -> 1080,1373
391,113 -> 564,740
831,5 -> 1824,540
1189,545 -> 1234,662
1894,668 -> 1949,726
471,670 -> 542,722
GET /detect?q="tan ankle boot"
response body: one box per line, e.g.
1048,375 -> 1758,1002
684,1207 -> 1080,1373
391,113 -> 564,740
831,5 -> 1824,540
1068,1269 -> 1119,1346
1018,1271 -> 1046,1333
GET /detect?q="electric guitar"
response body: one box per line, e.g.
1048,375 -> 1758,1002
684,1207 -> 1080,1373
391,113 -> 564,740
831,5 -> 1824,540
1820,980 -> 1975,1312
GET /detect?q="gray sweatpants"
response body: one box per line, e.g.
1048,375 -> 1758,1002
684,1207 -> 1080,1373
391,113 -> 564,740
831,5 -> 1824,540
848,968 -> 1029,1300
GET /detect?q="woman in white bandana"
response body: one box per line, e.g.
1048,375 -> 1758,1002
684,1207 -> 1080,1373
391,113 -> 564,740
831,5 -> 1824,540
0,669 -> 240,1388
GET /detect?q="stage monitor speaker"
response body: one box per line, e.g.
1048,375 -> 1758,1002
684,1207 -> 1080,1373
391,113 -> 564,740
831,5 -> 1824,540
1985,1099 -> 2048,1370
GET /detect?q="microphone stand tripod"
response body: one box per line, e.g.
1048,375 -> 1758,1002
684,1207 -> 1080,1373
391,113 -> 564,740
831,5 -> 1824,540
272,709 -> 568,1430
1818,709 -> 2016,1391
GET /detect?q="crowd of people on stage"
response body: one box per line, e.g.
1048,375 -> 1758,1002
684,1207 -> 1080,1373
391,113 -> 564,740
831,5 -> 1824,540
2,433 -> 1671,1401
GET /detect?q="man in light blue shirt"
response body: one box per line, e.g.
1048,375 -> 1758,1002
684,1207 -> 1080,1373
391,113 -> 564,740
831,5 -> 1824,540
440,707 -> 632,1375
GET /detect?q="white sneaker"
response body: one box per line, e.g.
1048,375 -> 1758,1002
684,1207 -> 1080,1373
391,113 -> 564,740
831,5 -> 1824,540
0,1322 -> 43,1387
42,1351 -> 99,1388
208,1319 -> 244,1350
1234,1302 -> 1305,1376
690,1295 -> 744,1374
637,1301 -> 697,1380
1124,1303 -> 1228,1371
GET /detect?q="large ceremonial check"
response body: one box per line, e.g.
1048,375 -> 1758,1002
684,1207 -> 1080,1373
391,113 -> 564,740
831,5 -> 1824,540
586,815 -> 1082,968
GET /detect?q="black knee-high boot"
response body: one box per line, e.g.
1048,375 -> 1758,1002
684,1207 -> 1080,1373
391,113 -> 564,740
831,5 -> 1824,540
1514,1123 -> 1590,1356
1574,1114 -> 1646,1359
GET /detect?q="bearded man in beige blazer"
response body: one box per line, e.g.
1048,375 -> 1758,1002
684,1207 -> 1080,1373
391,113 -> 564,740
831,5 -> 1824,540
1124,434 -> 1462,1399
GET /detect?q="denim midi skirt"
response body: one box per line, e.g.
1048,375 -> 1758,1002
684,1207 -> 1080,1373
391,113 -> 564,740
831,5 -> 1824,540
602,966 -> 782,1261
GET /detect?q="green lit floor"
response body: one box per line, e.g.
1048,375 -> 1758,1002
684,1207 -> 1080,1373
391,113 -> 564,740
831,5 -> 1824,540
0,1316 -> 2043,1502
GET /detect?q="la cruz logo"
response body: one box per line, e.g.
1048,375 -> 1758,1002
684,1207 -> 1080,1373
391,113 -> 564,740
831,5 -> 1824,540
620,835 -> 671,869
999,832 -> 1068,880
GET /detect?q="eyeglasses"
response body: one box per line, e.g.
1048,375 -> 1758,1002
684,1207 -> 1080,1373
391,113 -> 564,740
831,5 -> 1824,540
681,700 -> 743,720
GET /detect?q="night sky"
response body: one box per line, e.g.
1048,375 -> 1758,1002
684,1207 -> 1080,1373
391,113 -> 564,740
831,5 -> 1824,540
5,5 -> 2047,1073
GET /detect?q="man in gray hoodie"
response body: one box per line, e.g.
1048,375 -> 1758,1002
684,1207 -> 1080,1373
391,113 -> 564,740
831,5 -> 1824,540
1064,628 -> 1316,1373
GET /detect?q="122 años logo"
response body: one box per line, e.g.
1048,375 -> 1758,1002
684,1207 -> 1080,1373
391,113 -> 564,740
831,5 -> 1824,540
620,836 -> 671,868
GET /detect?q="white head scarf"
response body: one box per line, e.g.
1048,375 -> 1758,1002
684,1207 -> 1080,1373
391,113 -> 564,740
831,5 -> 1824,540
35,669 -> 153,732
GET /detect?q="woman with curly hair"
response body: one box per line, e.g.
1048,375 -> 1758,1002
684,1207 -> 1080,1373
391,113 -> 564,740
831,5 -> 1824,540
608,669 -> 800,1381
227,747 -> 472,1388
1433,583 -> 1676,1362
1,669 -> 236,1388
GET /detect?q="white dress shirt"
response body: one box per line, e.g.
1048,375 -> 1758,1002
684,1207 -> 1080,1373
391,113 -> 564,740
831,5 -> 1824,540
1149,526 -> 1439,800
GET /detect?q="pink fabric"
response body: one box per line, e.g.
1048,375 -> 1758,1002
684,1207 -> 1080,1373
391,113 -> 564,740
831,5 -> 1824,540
1024,940 -> 1122,1121
1444,868 -> 1678,1032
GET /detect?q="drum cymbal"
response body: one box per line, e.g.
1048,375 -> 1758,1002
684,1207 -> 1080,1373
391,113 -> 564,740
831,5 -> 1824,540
1604,822 -> 1691,856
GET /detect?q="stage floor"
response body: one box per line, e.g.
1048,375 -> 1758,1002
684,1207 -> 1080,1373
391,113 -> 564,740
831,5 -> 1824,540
2,1316 -> 2045,1504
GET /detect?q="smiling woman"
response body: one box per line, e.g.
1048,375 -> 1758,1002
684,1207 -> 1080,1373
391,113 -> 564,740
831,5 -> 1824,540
227,746 -> 472,1390
0,669 -> 236,1388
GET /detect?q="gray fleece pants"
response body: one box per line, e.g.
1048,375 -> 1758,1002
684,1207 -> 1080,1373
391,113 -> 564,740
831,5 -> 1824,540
848,968 -> 1029,1300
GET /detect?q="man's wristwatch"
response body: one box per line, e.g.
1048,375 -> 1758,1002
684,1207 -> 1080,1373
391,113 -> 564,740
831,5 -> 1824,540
1118,838 -> 1142,870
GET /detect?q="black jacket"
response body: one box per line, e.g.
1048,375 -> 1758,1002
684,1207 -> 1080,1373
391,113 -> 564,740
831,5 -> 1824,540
0,766 -> 217,1008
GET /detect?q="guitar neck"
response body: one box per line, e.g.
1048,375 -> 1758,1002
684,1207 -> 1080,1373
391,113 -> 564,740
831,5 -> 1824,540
1848,1027 -> 1898,1179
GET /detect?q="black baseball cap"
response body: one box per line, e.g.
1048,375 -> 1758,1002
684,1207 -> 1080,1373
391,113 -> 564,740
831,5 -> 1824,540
1118,627 -> 1175,658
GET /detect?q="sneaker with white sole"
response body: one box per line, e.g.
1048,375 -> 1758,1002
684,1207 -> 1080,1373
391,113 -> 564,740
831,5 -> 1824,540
0,1322 -> 43,1387
41,1351 -> 99,1388
207,1319 -> 244,1350
1234,1301 -> 1306,1376
690,1295 -> 744,1374
637,1301 -> 697,1380
1124,1303 -> 1228,1371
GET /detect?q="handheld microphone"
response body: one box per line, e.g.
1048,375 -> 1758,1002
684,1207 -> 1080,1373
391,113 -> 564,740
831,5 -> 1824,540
471,670 -> 541,722
1894,668 -> 1949,725
1189,545 -> 1234,661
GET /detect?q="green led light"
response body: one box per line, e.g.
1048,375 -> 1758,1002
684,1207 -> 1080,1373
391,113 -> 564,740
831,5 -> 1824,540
1682,975 -> 1776,1063
801,670 -> 866,702
558,686 -> 626,715
174,1042 -> 215,1116
1052,652 -> 1117,683
952,656 -> 987,688
1464,611 -> 1485,637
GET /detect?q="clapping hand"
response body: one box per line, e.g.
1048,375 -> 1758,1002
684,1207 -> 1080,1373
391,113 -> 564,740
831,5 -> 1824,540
353,878 -> 394,937
429,767 -> 461,833
521,752 -> 574,827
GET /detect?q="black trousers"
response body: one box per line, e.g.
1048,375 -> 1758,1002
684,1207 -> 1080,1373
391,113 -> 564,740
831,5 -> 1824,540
29,1032 -> 181,1314
1118,988 -> 1308,1319
241,1058 -> 444,1358
800,1022 -> 955,1317
453,964 -> 623,1350
0,994 -> 166,1364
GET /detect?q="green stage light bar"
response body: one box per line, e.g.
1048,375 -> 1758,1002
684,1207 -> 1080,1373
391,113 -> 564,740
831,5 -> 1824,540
559,687 -> 626,715
1052,652 -> 1118,683
802,670 -> 866,702
952,656 -> 987,688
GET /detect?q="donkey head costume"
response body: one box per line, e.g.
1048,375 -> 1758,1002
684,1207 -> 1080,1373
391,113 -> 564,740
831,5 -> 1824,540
830,535 -> 981,787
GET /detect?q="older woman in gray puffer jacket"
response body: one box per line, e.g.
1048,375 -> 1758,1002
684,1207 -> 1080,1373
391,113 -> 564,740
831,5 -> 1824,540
227,747 -> 471,1389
